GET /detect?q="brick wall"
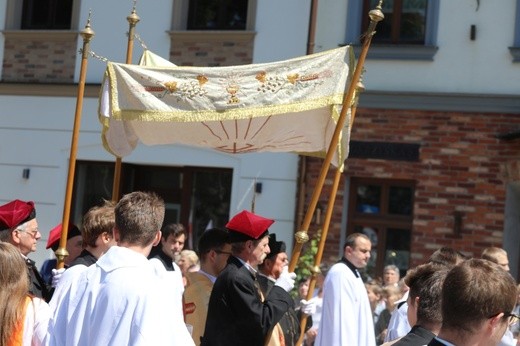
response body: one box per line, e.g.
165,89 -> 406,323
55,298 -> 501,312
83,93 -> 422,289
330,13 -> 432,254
2,32 -> 77,83
169,32 -> 254,67
304,108 -> 520,269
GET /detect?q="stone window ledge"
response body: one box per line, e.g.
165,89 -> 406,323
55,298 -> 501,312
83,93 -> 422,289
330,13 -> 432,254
1,30 -> 78,41
351,44 -> 439,61
168,31 -> 256,43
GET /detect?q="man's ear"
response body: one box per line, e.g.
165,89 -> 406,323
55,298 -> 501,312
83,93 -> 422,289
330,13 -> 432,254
488,312 -> 505,332
11,229 -> 22,245
152,231 -> 162,247
113,227 -> 121,243
208,249 -> 217,262
101,231 -> 112,243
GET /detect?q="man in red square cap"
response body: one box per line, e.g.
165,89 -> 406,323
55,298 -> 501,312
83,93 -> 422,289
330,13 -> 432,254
202,210 -> 297,346
0,199 -> 51,301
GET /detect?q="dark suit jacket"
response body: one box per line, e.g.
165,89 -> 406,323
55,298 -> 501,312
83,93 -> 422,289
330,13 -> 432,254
393,325 -> 436,346
70,249 -> 97,267
427,337 -> 450,346
149,248 -> 176,271
201,256 -> 293,346
258,274 -> 302,346
26,258 -> 51,302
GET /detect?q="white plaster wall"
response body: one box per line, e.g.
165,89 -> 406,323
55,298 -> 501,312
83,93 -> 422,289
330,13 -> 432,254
316,0 -> 520,95
253,0 -> 311,62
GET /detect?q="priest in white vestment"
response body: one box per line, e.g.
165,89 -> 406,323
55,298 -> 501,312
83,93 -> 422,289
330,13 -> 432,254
315,233 -> 376,346
45,191 -> 194,346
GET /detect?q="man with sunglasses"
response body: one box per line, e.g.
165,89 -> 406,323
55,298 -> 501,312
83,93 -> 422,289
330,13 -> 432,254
0,199 -> 51,301
427,258 -> 518,346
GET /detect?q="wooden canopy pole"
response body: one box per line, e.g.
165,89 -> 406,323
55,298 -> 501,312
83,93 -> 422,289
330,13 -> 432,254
111,2 -> 140,202
55,16 -> 95,269
295,78 -> 364,343
288,1 -> 384,273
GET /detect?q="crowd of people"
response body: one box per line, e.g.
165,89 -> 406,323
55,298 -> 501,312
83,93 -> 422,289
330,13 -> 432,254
0,194 -> 519,345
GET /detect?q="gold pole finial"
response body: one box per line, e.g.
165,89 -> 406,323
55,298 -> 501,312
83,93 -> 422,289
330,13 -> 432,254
127,1 -> 140,25
369,1 -> 385,23
81,10 -> 95,41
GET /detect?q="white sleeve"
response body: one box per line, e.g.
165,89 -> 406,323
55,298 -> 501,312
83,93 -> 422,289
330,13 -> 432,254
23,297 -> 51,346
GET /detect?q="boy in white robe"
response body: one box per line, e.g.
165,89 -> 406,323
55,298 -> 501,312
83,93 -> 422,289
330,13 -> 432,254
315,233 -> 375,346
46,191 -> 194,346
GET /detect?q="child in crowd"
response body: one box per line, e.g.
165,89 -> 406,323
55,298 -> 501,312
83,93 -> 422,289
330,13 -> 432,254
374,285 -> 401,345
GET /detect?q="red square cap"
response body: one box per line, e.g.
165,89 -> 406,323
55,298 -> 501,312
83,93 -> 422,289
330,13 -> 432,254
0,200 -> 36,230
226,210 -> 274,242
46,223 -> 81,250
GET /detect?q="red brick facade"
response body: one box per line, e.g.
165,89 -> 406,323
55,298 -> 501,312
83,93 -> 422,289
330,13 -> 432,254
169,32 -> 254,67
2,32 -> 77,83
304,107 -> 520,270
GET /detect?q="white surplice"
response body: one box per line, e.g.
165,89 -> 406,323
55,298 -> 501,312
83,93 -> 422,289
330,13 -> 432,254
46,246 -> 194,346
24,297 -> 51,346
315,261 -> 376,346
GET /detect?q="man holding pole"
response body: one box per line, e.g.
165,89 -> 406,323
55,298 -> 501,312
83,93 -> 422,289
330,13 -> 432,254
201,210 -> 296,346
315,232 -> 375,346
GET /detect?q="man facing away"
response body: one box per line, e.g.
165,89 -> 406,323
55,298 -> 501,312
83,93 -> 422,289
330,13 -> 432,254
385,263 -> 450,346
315,232 -> 375,346
183,227 -> 231,345
428,258 -> 518,346
48,200 -> 117,312
385,246 -> 469,344
481,247 -> 518,346
70,200 -> 117,267
0,199 -> 51,301
201,210 -> 296,346
46,191 -> 194,346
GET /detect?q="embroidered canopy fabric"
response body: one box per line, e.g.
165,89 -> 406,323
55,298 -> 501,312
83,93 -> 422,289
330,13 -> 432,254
99,46 -> 355,168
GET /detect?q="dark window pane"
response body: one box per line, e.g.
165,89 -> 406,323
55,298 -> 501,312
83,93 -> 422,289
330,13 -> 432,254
22,0 -> 72,30
71,163 -> 114,223
190,170 -> 232,251
356,185 -> 381,214
371,0 -> 393,41
400,0 -> 427,43
366,0 -> 426,44
53,0 -> 74,29
384,228 -> 411,276
188,0 -> 248,30
388,186 -> 413,215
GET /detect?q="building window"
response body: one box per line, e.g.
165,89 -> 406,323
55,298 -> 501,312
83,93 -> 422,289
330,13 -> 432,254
362,0 -> 427,44
187,0 -> 248,30
347,178 -> 415,280
346,0 -> 439,60
21,0 -> 73,30
71,161 -> 232,250
171,0 -> 256,31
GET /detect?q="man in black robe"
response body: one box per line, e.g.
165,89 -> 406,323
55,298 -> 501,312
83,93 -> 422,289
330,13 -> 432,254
202,210 -> 296,346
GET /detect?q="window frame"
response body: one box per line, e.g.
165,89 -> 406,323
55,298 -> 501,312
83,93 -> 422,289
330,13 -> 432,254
172,0 -> 257,31
4,0 -> 80,30
346,177 -> 416,279
345,0 -> 439,60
